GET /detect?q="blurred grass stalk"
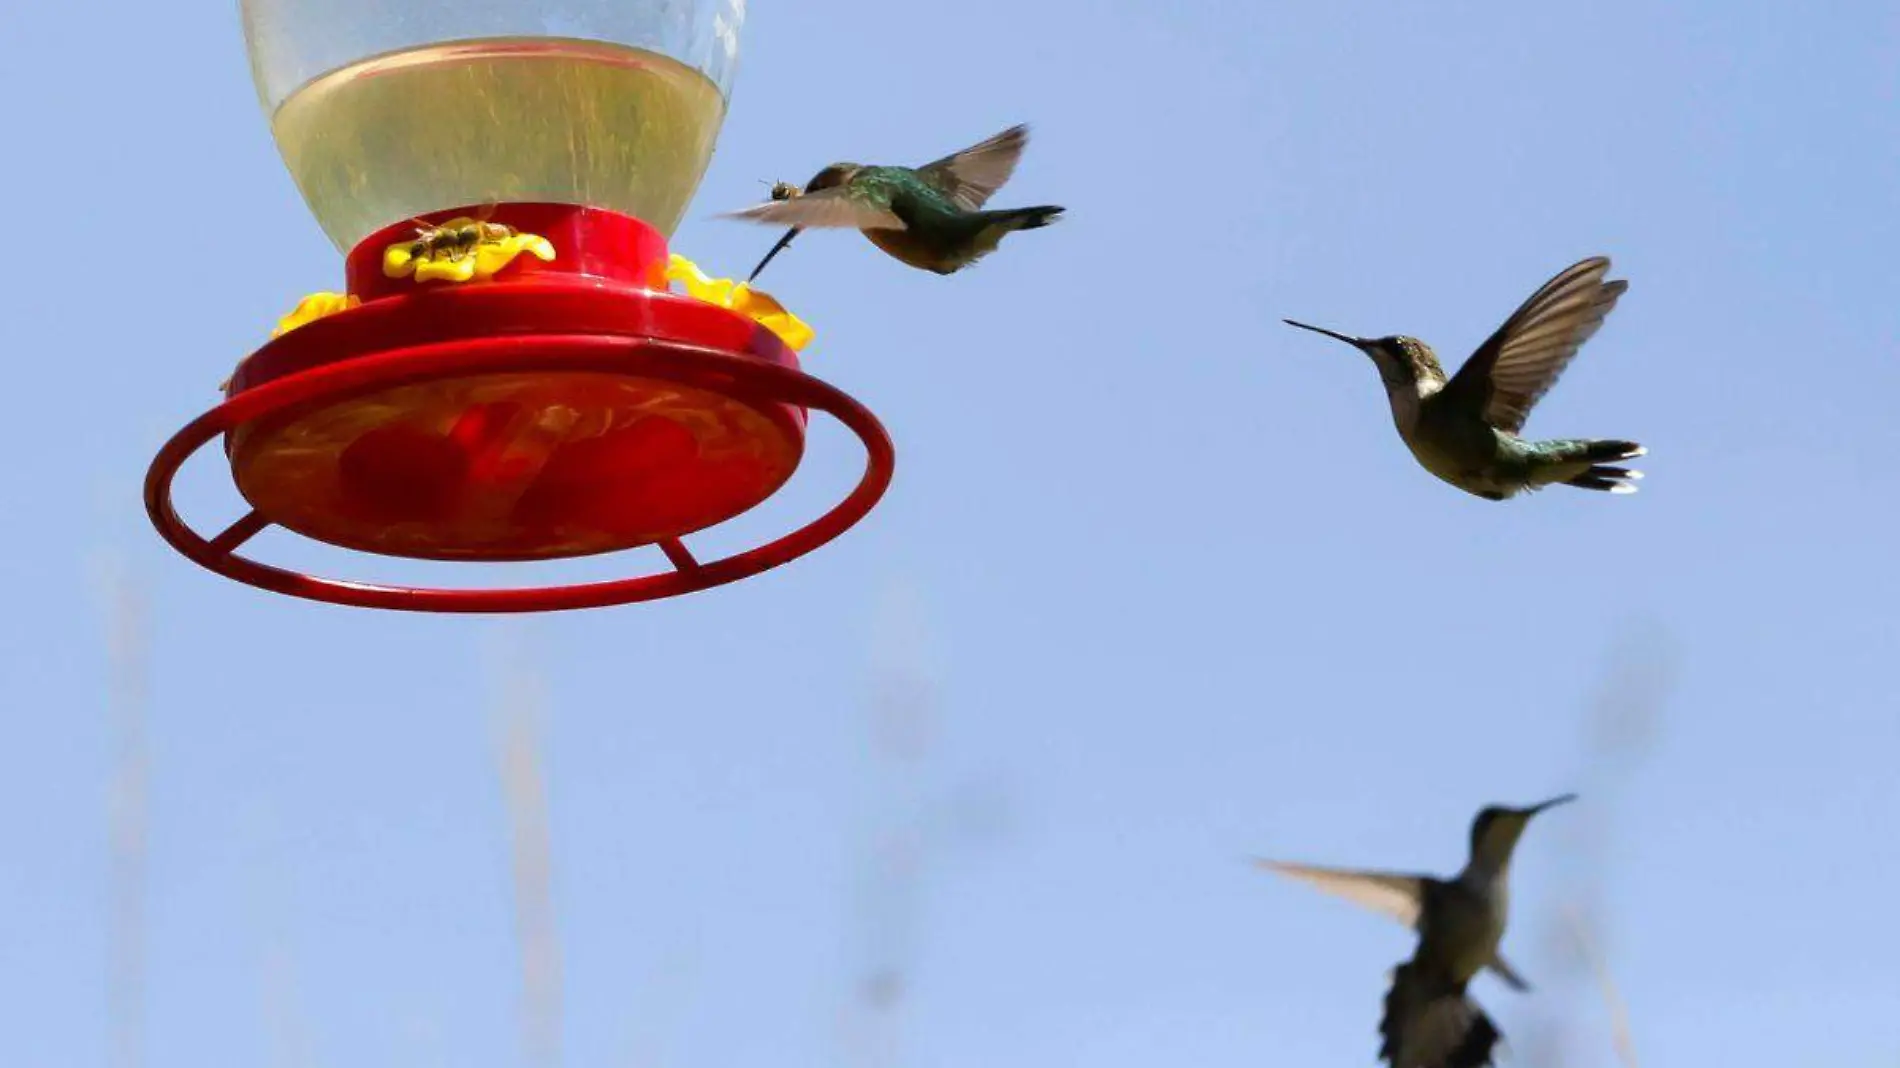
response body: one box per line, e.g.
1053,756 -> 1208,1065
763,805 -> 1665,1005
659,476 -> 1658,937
1531,622 -> 1674,1067
95,553 -> 149,1068
1563,906 -> 1639,1068
839,580 -> 943,1068
492,629 -> 564,1068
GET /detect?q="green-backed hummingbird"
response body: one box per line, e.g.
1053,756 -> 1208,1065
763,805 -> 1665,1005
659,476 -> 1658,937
723,123 -> 1065,281
1256,794 -> 1576,1068
1285,257 -> 1644,501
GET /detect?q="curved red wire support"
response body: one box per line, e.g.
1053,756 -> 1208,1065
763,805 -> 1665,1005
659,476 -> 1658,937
145,336 -> 894,612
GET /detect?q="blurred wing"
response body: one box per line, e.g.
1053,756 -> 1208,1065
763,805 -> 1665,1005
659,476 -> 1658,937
1444,256 -> 1629,433
1255,859 -> 1425,928
916,124 -> 1029,210
722,189 -> 906,231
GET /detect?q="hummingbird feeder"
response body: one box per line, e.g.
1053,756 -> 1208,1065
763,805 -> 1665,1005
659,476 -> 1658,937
146,1 -> 893,612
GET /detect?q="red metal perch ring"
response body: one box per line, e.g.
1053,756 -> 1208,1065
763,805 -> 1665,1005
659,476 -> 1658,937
144,335 -> 895,612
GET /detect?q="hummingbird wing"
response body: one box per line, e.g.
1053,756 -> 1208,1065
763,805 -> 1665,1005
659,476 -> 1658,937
1442,256 -> 1629,434
720,188 -> 907,231
1254,859 -> 1427,928
914,124 -> 1029,211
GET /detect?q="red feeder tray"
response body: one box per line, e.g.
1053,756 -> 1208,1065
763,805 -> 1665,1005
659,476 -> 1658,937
145,204 -> 894,612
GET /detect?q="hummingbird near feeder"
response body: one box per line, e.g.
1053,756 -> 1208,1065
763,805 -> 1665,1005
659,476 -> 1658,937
1285,257 -> 1645,501
724,123 -> 1065,282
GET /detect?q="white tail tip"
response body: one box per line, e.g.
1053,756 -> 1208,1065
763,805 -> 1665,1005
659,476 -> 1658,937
1608,483 -> 1639,495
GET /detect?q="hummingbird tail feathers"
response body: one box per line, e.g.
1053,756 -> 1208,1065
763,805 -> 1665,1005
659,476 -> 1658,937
990,205 -> 1065,231
1581,439 -> 1646,463
957,207 -> 1066,269
1567,465 -> 1642,493
1530,438 -> 1646,494
1380,962 -> 1501,1068
1570,440 -> 1645,493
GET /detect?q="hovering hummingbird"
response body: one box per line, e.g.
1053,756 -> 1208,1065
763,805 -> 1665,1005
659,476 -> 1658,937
723,123 -> 1065,282
1256,794 -> 1576,1068
1285,257 -> 1644,500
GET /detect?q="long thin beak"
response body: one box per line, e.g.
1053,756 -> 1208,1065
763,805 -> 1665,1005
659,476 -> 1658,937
747,227 -> 802,283
1525,793 -> 1578,817
1283,319 -> 1369,349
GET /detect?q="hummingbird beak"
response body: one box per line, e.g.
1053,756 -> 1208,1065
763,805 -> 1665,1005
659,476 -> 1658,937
747,227 -> 802,283
1283,319 -> 1372,352
1523,793 -> 1578,817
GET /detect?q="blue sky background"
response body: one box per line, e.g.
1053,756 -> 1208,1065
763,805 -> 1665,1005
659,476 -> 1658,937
2,2 -> 1898,1067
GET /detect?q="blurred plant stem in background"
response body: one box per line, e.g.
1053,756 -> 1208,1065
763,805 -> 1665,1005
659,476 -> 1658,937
94,552 -> 149,1068
841,579 -> 1017,1068
839,580 -> 941,1068
490,626 -> 564,1068
1563,905 -> 1639,1068
1526,620 -> 1676,1068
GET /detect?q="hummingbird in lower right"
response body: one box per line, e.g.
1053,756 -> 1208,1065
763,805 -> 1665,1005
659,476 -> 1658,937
722,123 -> 1065,282
1256,794 -> 1576,1068
1285,256 -> 1644,501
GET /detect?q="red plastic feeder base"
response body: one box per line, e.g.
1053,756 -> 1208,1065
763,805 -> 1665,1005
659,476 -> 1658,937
144,204 -> 894,612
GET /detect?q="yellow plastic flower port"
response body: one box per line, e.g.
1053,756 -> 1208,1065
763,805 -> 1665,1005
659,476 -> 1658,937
219,292 -> 364,391
664,254 -> 815,352
382,219 -> 557,284
271,291 -> 361,339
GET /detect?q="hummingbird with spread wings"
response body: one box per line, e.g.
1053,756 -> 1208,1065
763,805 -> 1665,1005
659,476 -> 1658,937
1285,257 -> 1644,501
1256,795 -> 1576,1068
724,123 -> 1064,282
